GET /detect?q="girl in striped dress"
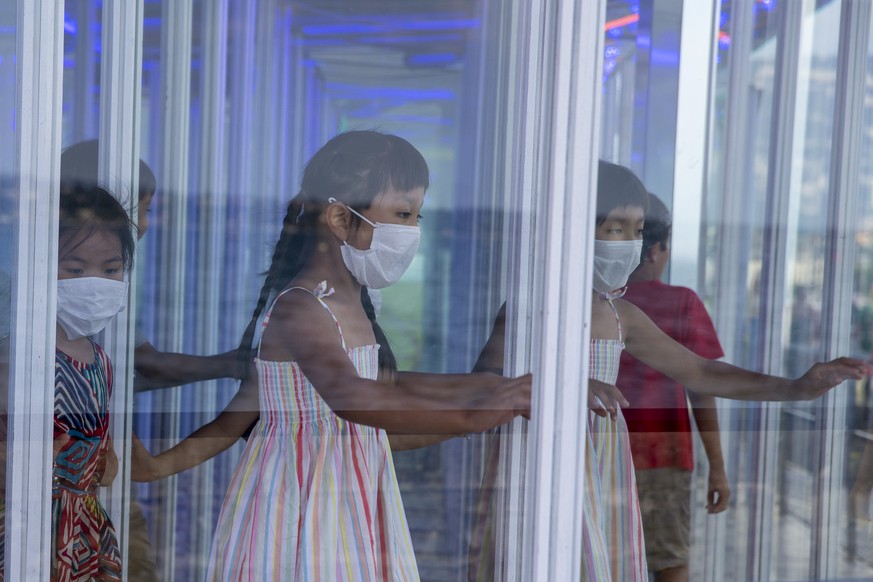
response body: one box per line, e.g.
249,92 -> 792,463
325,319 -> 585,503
471,161 -> 871,581
582,161 -> 868,580
132,131 -> 531,581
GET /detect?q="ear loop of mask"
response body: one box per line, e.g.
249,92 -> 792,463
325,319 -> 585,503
328,197 -> 377,228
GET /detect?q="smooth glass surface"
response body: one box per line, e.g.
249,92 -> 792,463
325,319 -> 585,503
0,3 -> 14,257
127,1 -> 519,580
0,0 -> 14,572
841,5 -> 873,579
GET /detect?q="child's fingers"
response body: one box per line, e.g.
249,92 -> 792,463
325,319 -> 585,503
587,393 -> 608,418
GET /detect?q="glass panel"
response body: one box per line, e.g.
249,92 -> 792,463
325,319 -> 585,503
703,2 -> 782,580
130,1 -> 525,580
842,5 -> 873,579
773,3 -> 842,579
62,0 -> 100,143
0,0 -> 13,574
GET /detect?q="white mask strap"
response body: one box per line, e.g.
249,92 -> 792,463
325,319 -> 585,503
328,197 -> 376,228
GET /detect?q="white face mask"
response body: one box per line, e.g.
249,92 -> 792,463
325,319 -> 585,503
57,277 -> 129,340
592,239 -> 642,295
330,197 -> 421,289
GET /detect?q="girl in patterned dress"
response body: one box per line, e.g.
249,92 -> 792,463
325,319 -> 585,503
132,130 -> 531,581
48,186 -> 133,581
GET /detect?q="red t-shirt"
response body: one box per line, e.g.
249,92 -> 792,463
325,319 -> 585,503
618,279 -> 724,471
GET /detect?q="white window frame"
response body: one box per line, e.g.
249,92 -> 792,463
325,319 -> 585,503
6,2 -> 64,579
495,0 -> 607,580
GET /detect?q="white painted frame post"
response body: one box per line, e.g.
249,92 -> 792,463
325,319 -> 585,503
520,0 -> 605,578
188,1 -> 230,577
152,1 -> 193,576
98,4 -> 145,579
815,0 -> 871,576
6,1 -> 65,580
492,0 -> 606,579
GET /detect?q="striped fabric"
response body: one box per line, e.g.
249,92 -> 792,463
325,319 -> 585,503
582,298 -> 647,581
468,299 -> 647,581
206,283 -> 419,581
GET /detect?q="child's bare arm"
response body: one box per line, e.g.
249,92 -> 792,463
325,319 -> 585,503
687,391 -> 730,512
269,291 -> 530,435
134,342 -> 246,392
131,369 -> 260,482
620,300 -> 866,400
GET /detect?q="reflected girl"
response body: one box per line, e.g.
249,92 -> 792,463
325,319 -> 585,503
0,186 -> 135,580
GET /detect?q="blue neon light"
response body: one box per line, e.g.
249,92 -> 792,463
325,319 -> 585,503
64,17 -> 78,35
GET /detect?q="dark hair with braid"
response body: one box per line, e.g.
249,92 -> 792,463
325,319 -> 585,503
238,130 -> 428,376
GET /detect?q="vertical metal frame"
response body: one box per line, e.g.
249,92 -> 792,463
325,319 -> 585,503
98,2 -> 145,578
752,1 -> 805,578
6,1 -> 64,580
815,0 -> 871,576
152,1 -> 193,577
186,1 -> 230,577
708,2 -> 759,578
224,0 -> 257,343
666,1 -> 726,578
712,0 -> 754,364
504,0 -> 606,579
488,0 -> 539,575
670,1 -> 719,289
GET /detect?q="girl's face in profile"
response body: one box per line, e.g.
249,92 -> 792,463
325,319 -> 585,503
58,230 -> 125,282
346,186 -> 425,250
595,205 -> 645,242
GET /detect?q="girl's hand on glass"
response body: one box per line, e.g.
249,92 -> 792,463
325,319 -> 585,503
588,379 -> 629,420
469,373 -> 531,431
797,357 -> 868,399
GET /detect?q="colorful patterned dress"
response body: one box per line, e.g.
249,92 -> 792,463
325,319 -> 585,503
53,342 -> 122,581
206,282 -> 419,581
582,297 -> 647,581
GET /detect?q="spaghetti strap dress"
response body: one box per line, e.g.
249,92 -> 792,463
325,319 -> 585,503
581,296 -> 647,581
206,281 -> 419,581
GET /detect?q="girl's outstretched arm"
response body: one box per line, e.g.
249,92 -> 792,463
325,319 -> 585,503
266,290 -> 531,435
619,300 -> 866,401
131,367 -> 259,482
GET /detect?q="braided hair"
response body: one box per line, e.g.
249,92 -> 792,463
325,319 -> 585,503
238,131 -> 428,378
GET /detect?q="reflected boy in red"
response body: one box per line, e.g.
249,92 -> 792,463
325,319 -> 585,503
617,193 -> 730,582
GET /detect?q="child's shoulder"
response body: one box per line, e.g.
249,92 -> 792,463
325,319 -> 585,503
263,280 -> 353,342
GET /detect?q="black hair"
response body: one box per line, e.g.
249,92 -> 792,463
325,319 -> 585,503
60,139 -> 157,201
642,192 -> 672,259
59,186 -> 137,271
596,160 -> 649,225
238,130 -> 429,377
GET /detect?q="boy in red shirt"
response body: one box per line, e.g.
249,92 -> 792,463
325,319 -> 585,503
617,193 -> 730,582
